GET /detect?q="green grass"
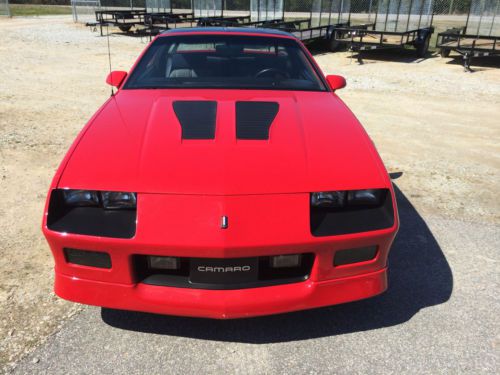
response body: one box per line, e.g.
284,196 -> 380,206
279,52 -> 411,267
9,4 -> 72,16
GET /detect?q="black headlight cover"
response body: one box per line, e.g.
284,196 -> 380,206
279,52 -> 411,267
311,189 -> 384,208
100,191 -> 137,210
62,190 -> 100,207
347,189 -> 384,206
47,189 -> 137,238
310,189 -> 394,236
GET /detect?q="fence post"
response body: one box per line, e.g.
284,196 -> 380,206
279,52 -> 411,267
72,0 -> 78,22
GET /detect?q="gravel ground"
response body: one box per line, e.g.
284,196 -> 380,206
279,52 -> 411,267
0,15 -> 499,374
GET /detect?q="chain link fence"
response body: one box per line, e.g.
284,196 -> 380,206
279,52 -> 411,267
0,0 -> 11,16
466,0 -> 499,35
193,0 -> 223,17
250,0 -> 284,21
284,0 -> 472,15
71,0 -> 100,22
99,0 -> 145,9
67,0 -> 497,38
308,0 -> 495,36
71,0 -> 147,22
282,0 -> 490,41
172,0 -> 193,10
146,0 -> 171,12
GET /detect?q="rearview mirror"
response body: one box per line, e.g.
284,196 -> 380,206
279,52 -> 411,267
326,75 -> 346,92
106,71 -> 127,88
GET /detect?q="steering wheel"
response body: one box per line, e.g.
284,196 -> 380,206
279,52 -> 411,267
255,68 -> 290,79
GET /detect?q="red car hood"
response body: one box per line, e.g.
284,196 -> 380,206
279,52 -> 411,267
58,89 -> 389,195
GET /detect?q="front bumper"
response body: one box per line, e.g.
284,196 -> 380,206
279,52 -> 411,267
44,192 -> 398,318
55,268 -> 387,319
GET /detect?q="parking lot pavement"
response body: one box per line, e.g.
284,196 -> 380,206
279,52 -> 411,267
11,190 -> 499,374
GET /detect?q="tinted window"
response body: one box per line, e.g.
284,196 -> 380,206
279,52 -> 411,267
124,34 -> 326,91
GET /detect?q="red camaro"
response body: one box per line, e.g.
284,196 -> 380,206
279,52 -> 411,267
42,28 -> 399,319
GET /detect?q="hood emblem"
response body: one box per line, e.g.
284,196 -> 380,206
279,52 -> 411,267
221,216 -> 228,229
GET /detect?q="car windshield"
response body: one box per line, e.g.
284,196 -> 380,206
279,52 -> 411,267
124,34 -> 327,91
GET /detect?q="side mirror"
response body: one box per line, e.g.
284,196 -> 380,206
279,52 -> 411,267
326,75 -> 346,92
106,71 -> 127,88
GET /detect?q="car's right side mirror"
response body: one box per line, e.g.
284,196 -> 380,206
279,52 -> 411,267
326,75 -> 346,92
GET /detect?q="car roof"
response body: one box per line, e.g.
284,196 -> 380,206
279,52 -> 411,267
160,27 -> 296,39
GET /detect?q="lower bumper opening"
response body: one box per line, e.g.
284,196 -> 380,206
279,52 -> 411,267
64,248 -> 111,269
55,267 -> 388,319
133,253 -> 315,290
334,246 -> 378,266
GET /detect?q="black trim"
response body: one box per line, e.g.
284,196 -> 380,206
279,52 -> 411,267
127,86 -> 324,92
133,253 -> 314,290
161,27 -> 294,37
173,101 -> 217,139
47,190 -> 136,239
141,274 -> 309,290
310,189 -> 394,237
236,101 -> 279,140
334,246 -> 378,266
64,248 -> 111,269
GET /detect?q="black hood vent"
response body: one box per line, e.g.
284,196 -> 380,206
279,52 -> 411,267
173,101 -> 217,139
236,101 -> 279,140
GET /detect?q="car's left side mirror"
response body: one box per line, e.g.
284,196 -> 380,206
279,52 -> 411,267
106,71 -> 128,88
326,75 -> 346,92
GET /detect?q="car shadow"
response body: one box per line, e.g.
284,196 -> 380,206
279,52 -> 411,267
101,184 -> 453,343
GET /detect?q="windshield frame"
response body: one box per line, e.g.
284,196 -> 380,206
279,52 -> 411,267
122,32 -> 329,92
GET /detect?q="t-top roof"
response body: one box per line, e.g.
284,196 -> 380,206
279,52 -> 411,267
160,27 -> 295,38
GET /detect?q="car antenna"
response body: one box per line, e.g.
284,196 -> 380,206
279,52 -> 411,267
106,23 -> 114,97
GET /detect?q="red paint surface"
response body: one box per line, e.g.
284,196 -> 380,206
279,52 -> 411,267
42,30 -> 399,318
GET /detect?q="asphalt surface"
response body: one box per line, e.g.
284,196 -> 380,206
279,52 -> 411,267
12,190 -> 499,374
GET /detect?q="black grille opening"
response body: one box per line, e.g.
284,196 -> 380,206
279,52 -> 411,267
259,254 -> 314,281
64,248 -> 111,269
236,101 -> 279,140
133,253 -> 314,290
310,189 -> 394,237
173,100 -> 217,139
134,255 -> 190,279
